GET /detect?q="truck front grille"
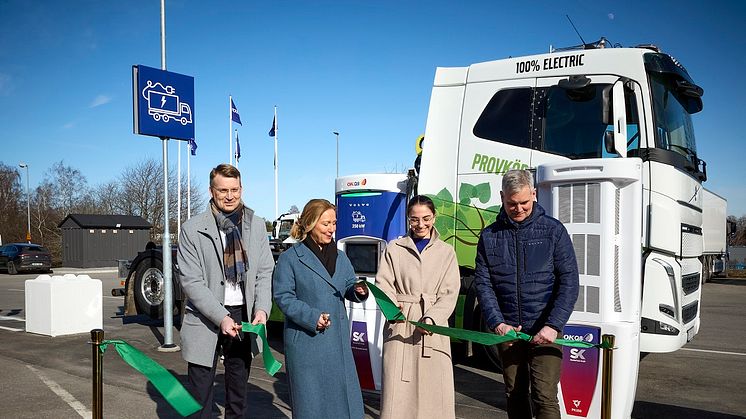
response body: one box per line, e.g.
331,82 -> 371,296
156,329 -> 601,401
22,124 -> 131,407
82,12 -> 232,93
682,272 -> 700,295
682,301 -> 699,324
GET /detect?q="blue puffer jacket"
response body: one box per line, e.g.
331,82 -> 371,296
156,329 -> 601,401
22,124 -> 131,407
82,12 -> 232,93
474,203 -> 579,335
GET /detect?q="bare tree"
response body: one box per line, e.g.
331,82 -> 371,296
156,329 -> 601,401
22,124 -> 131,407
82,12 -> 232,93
0,162 -> 26,243
46,161 -> 90,216
117,158 -> 205,239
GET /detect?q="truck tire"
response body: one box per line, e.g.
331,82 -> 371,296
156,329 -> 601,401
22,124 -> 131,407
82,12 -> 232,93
7,261 -> 17,275
134,258 -> 166,319
702,256 -> 712,284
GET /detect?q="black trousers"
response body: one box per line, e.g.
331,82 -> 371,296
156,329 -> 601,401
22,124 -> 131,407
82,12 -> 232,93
187,305 -> 252,419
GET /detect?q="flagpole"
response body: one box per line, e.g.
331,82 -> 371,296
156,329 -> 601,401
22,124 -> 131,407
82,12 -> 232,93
187,141 -> 191,220
274,105 -> 278,219
177,140 -> 181,236
229,95 -> 233,165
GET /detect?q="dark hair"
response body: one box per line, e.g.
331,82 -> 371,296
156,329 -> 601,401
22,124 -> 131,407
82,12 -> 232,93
407,195 -> 436,216
209,164 -> 241,187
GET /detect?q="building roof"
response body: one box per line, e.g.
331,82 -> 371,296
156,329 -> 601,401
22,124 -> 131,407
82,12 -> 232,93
58,214 -> 152,229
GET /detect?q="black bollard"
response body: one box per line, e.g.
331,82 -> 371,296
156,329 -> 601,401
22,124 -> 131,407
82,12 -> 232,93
91,329 -> 104,419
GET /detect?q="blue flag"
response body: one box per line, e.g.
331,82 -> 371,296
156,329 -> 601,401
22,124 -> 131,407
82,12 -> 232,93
268,116 -> 276,137
235,132 -> 241,162
231,99 -> 242,125
188,139 -> 197,156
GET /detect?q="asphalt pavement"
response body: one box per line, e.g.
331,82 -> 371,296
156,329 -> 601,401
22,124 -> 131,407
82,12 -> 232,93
0,269 -> 744,418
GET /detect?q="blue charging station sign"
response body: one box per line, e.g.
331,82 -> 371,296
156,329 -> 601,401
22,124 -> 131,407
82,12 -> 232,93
336,191 -> 407,242
132,65 -> 195,140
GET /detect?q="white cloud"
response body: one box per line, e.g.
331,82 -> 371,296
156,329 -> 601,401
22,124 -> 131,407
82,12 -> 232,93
608,13 -> 615,20
89,94 -> 112,108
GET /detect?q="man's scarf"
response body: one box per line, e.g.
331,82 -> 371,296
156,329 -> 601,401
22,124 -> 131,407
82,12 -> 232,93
211,201 -> 247,286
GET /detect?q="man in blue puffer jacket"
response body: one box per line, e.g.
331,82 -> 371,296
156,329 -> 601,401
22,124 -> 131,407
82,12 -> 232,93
474,169 -> 579,419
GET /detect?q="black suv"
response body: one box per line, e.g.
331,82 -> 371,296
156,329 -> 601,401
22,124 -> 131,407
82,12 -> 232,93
0,243 -> 52,275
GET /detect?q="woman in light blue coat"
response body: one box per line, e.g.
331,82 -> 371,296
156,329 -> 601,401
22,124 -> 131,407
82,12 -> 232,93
273,199 -> 369,419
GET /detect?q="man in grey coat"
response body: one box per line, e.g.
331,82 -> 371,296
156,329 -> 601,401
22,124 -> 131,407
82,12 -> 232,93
177,164 -> 274,418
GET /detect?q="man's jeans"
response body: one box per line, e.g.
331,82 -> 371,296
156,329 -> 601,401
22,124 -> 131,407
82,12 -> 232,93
498,340 -> 563,419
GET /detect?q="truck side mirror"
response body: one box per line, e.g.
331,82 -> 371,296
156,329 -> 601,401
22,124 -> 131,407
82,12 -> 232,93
611,80 -> 628,158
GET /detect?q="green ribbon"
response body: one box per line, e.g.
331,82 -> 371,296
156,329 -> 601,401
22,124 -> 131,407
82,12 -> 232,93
100,340 -> 201,417
367,282 -> 612,350
241,323 -> 282,376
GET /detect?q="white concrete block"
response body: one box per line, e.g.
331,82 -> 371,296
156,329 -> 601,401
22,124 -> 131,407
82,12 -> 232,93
25,274 -> 103,337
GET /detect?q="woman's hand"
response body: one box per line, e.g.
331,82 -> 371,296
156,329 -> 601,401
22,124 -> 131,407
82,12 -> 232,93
354,281 -> 369,298
416,316 -> 434,335
316,312 -> 331,331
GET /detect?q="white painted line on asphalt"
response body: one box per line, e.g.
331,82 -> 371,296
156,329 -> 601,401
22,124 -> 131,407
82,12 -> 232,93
26,364 -> 92,418
0,325 -> 24,332
103,296 -> 121,300
681,347 -> 746,357
8,288 -> 23,292
0,315 -> 25,322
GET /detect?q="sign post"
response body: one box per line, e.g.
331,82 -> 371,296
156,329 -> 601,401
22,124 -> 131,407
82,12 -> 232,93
132,3 -> 195,352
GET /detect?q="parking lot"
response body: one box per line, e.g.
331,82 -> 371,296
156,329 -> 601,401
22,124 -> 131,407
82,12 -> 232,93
1,269 -> 745,418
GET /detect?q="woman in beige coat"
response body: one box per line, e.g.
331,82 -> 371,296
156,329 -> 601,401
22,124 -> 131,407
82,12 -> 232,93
376,195 -> 460,419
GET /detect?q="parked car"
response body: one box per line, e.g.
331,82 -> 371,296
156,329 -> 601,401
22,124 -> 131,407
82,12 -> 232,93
0,243 -> 52,274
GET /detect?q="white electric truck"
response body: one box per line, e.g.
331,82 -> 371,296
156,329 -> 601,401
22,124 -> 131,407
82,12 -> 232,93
411,39 -> 717,418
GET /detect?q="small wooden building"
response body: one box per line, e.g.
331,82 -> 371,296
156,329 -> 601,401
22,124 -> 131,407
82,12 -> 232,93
59,214 -> 151,268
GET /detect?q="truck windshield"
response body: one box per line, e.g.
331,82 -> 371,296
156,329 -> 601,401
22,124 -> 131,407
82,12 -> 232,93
649,73 -> 698,163
278,220 -> 294,240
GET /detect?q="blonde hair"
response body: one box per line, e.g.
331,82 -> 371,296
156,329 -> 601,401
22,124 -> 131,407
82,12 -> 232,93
290,199 -> 336,241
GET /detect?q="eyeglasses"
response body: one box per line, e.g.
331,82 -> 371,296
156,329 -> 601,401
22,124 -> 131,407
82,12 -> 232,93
212,187 -> 241,197
408,216 -> 434,225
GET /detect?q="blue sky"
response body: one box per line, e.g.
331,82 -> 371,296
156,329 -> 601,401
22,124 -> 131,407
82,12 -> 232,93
1,0 -> 744,221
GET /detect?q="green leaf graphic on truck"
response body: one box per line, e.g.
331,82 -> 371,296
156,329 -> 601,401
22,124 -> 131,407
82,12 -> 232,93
427,182 -> 501,269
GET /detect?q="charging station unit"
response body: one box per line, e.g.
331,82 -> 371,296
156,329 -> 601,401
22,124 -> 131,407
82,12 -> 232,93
336,173 -> 409,391
537,158 -> 642,419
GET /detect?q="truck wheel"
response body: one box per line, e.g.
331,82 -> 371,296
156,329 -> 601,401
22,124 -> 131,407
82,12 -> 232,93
134,258 -> 166,319
476,306 -> 503,372
702,256 -> 712,284
153,113 -> 161,121
181,117 -> 187,125
7,261 -> 17,275
162,115 -> 170,123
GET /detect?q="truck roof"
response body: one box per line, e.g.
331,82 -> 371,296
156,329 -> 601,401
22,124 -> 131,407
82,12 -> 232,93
434,47 -> 677,86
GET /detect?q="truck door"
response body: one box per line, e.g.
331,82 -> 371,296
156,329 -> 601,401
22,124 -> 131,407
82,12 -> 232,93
454,78 -> 536,268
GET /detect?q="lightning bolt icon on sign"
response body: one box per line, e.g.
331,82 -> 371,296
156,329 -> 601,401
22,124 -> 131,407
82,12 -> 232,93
161,95 -> 167,107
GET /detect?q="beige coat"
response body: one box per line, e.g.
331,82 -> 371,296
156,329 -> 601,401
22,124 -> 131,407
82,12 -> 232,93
376,228 -> 460,419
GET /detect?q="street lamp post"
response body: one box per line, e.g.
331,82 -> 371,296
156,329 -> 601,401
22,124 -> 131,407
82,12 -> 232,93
332,131 -> 340,178
18,163 -> 31,243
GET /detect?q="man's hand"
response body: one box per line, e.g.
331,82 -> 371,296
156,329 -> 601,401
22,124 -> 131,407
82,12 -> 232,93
494,322 -> 521,336
531,325 -> 558,345
220,315 -> 238,337
251,310 -> 268,325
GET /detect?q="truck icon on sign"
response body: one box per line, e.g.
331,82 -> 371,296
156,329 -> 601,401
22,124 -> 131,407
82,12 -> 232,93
141,80 -> 193,125
351,211 -> 366,223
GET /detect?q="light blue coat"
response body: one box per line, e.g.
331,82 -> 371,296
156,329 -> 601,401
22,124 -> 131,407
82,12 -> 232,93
273,242 -> 366,419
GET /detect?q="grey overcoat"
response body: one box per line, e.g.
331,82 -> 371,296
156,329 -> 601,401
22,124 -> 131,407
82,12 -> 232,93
177,206 -> 274,367
272,242 -> 366,419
